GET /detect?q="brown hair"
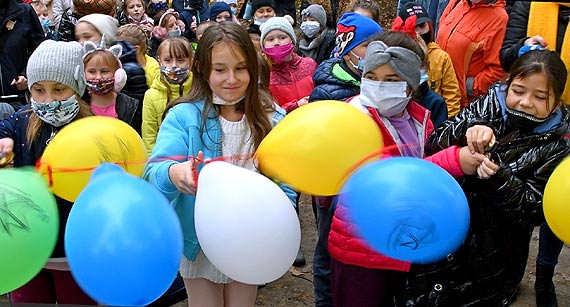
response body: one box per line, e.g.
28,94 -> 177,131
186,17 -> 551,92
26,97 -> 92,145
156,37 -> 193,105
167,22 -> 275,150
123,0 -> 147,13
351,0 -> 382,24
83,49 -> 122,72
115,24 -> 149,53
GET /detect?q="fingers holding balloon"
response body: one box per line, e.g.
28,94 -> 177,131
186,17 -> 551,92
477,158 -> 499,179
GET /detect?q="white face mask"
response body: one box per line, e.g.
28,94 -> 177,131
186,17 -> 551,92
212,94 -> 245,105
254,17 -> 269,25
300,21 -> 320,38
360,79 -> 411,117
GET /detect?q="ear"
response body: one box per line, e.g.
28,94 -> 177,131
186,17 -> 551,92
83,41 -> 98,55
108,44 -> 123,59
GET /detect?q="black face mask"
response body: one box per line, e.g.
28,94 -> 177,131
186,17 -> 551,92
505,107 -> 548,133
420,32 -> 431,44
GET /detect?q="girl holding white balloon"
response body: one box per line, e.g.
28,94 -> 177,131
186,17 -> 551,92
143,22 -> 297,307
0,40 -> 95,304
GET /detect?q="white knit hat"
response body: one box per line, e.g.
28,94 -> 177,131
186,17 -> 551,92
27,40 -> 86,94
77,14 -> 119,45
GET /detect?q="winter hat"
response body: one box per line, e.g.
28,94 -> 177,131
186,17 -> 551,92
27,40 -> 86,94
336,12 -> 383,58
363,40 -> 422,91
210,2 -> 232,20
301,4 -> 326,28
398,2 -> 431,25
73,0 -> 116,16
260,17 -> 297,46
251,0 -> 276,14
77,14 -> 119,45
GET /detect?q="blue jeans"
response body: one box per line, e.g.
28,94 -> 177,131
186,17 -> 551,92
537,223 -> 564,268
313,197 -> 337,307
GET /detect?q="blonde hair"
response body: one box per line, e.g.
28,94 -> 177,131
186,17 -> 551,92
116,24 -> 149,53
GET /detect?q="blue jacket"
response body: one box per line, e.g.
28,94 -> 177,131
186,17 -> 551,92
309,57 -> 361,102
143,101 -> 297,261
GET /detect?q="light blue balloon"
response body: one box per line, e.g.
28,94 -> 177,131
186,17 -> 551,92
65,164 -> 183,306
341,157 -> 470,263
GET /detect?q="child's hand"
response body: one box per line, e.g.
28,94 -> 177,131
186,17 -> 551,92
0,138 -> 14,166
524,35 -> 548,48
297,96 -> 309,107
465,125 -> 496,154
476,157 -> 500,179
168,151 -> 204,195
459,146 -> 486,175
11,76 -> 27,91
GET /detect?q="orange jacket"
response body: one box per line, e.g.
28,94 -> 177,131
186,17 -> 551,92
436,0 -> 508,108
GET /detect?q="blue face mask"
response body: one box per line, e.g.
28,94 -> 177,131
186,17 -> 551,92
231,7 -> 238,16
168,29 -> 181,37
40,18 -> 51,30
349,51 -> 365,72
420,69 -> 429,85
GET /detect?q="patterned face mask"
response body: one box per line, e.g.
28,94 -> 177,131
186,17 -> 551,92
161,66 -> 190,84
86,78 -> 115,96
30,95 -> 80,127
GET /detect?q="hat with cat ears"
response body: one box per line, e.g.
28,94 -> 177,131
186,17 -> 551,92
82,36 -> 127,93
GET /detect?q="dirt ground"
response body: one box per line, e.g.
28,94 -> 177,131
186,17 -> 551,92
1,194 -> 568,306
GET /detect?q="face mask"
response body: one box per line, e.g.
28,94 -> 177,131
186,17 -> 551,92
264,43 -> 294,64
505,107 -> 548,133
360,79 -> 411,117
254,17 -> 269,25
86,78 -> 115,96
348,50 -> 365,72
230,7 -> 238,16
40,18 -> 51,30
161,66 -> 190,84
300,21 -> 320,39
420,32 -> 431,44
212,94 -> 245,105
149,1 -> 168,11
30,95 -> 80,127
168,29 -> 181,37
419,69 -> 429,85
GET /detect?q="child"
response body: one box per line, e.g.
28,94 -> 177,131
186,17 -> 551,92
31,0 -> 58,39
261,17 -> 317,113
351,0 -> 382,24
58,0 -> 125,42
220,0 -> 238,16
397,49 -> 570,306
75,13 -> 119,45
83,41 -> 140,132
147,0 -> 169,21
124,0 -> 154,37
114,24 -> 160,89
328,30 -> 483,307
0,40 -> 94,304
209,1 -> 233,23
297,4 -> 336,65
142,37 -> 193,154
143,22 -> 296,307
395,1 -> 461,118
251,0 -> 276,26
149,9 -> 186,57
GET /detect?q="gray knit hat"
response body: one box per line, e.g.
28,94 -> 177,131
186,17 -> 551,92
27,40 -> 86,94
301,4 -> 326,28
260,17 -> 297,47
363,41 -> 422,91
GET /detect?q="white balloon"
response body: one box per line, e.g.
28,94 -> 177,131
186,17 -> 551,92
195,161 -> 301,285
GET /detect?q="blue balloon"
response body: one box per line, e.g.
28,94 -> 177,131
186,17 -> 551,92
65,165 -> 183,306
341,157 -> 470,263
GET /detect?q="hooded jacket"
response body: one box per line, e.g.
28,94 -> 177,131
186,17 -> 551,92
436,0 -> 508,107
142,72 -> 192,154
396,83 -> 570,306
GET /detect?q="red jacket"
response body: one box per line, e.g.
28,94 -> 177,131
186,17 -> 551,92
269,54 -> 317,113
328,98 -> 464,271
436,0 -> 508,108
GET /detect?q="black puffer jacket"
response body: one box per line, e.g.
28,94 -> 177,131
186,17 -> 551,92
396,83 -> 570,307
308,57 -> 361,102
500,1 -> 570,72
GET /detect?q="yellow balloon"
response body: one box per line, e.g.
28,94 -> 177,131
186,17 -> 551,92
544,156 -> 570,243
36,116 -> 148,202
255,100 -> 383,195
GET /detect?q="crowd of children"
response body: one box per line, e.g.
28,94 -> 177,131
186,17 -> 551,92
0,0 -> 568,306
